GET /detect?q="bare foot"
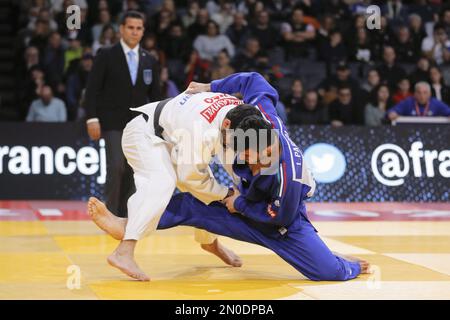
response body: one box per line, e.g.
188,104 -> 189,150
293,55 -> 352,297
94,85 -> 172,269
201,239 -> 243,267
107,251 -> 150,281
359,260 -> 372,274
87,197 -> 126,240
334,253 -> 372,274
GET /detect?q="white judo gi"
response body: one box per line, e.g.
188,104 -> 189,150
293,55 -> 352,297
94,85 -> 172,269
122,91 -> 243,241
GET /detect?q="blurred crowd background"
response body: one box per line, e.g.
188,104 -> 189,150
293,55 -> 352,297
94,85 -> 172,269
3,0 -> 450,126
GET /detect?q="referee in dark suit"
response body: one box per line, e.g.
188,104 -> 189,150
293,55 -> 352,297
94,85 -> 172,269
84,11 -> 161,218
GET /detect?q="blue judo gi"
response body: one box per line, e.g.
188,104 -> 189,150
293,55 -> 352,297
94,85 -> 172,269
158,72 -> 361,281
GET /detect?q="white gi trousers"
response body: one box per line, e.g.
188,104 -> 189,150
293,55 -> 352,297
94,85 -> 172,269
122,103 -> 218,243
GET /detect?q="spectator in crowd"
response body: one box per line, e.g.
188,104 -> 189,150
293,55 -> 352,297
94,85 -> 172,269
226,12 -> 250,48
348,27 -> 373,65
42,31 -> 65,89
388,81 -> 450,119
328,85 -> 362,127
361,69 -> 381,94
285,78 -> 303,114
440,7 -> 450,36
410,56 -> 430,85
211,50 -> 235,80
193,20 -> 235,61
316,14 -> 336,52
161,23 -> 191,63
391,25 -> 419,64
429,66 -> 450,104
382,0 -> 409,27
29,18 -> 51,56
64,36 -> 83,71
26,85 -> 67,122
319,29 -> 347,68
28,7 -> 58,31
408,14 -> 426,54
232,37 -> 268,73
20,65 -> 47,120
211,0 -> 234,34
365,84 -> 392,126
141,34 -> 166,66
289,90 -> 328,125
392,78 -> 412,104
21,46 -> 41,79
317,62 -> 360,106
160,66 -> 180,98
421,23 -> 450,65
370,15 -> 391,61
187,8 -> 209,41
377,46 -> 407,90
66,53 -> 93,121
91,9 -> 117,43
182,0 -> 200,28
249,10 -> 279,50
152,9 -> 174,44
265,0 -> 293,24
281,8 -> 316,60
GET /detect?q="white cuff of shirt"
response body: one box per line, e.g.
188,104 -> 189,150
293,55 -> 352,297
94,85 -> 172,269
86,118 -> 99,124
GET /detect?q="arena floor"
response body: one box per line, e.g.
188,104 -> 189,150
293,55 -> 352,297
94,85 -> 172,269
0,201 -> 449,300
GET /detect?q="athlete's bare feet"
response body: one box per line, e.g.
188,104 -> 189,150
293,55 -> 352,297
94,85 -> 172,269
201,239 -> 243,267
107,249 -> 150,281
334,252 -> 372,274
87,197 -> 126,240
359,260 -> 372,274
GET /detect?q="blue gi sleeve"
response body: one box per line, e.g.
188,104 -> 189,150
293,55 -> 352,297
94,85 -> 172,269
233,166 -> 304,227
210,72 -> 280,120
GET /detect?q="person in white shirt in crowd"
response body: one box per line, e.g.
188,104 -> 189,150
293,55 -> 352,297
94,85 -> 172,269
193,20 -> 235,61
421,23 -> 450,65
26,85 -> 67,122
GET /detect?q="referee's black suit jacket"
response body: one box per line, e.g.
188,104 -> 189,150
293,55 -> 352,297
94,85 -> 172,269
83,42 -> 162,130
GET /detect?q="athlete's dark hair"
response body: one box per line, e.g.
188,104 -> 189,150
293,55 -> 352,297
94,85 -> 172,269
232,115 -> 277,153
225,104 -> 262,129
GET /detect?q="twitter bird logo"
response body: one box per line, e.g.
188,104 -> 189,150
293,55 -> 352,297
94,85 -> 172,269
304,143 -> 346,183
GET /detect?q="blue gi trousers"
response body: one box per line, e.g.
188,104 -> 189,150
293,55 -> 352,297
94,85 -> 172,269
157,193 -> 361,281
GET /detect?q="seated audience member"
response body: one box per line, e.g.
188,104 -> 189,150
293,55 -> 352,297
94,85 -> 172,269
388,81 -> 450,120
409,56 -> 430,86
66,53 -> 93,121
160,67 -> 180,98
42,31 -> 65,90
226,12 -> 250,47
317,62 -> 360,106
391,25 -> 418,63
376,45 -> 407,91
232,37 -> 269,73
248,10 -> 279,51
328,85 -> 363,127
91,9 -> 117,43
361,69 -> 381,95
211,50 -> 235,80
319,29 -> 347,66
92,24 -> 116,55
289,90 -> 327,125
421,23 -> 450,65
26,85 -> 67,122
429,66 -> 450,104
280,7 -> 316,60
285,78 -> 304,114
193,20 -> 235,61
365,84 -> 392,126
392,78 -> 412,104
